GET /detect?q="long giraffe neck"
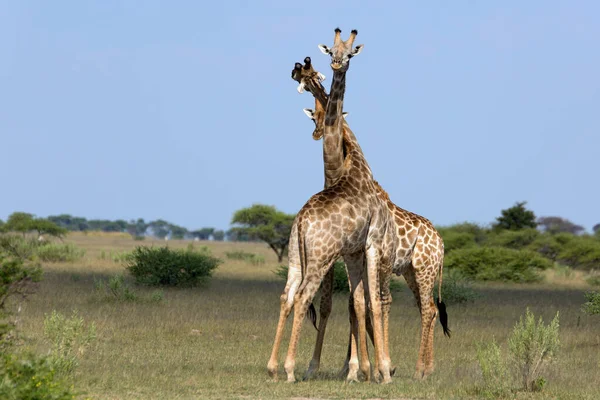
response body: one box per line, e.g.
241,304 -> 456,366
322,70 -> 347,188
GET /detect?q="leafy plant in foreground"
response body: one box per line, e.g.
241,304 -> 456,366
476,339 -> 509,398
0,352 -> 76,400
43,310 -> 97,376
508,308 -> 560,391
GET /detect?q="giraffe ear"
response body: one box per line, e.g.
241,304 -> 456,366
317,72 -> 326,82
318,44 -> 331,55
303,108 -> 315,120
351,44 -> 364,57
342,112 -> 348,119
297,81 -> 306,94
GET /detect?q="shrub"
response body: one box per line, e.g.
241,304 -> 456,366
437,223 -> 488,253
126,246 -> 221,287
485,228 -> 539,250
0,234 -> 40,260
94,274 -> 137,302
555,236 -> 600,270
445,247 -> 552,283
0,352 -> 76,400
36,243 -> 85,262
476,339 -> 509,398
553,264 -> 574,279
1,254 -> 42,348
581,291 -> 600,315
528,233 -> 573,261
435,270 -> 480,305
508,308 -> 560,391
586,274 -> 600,287
275,261 -> 402,294
43,310 -> 96,376
226,250 -> 265,265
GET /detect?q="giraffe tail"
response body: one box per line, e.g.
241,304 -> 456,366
436,260 -> 451,338
298,217 -> 318,331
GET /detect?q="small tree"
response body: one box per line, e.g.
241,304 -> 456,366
192,228 -> 215,240
212,230 -> 225,241
2,212 -> 66,238
231,205 -> 295,262
494,202 -> 537,231
537,216 -> 585,235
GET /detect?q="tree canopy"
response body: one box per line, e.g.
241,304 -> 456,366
494,202 -> 537,231
1,212 -> 67,238
537,216 -> 585,235
231,204 -> 295,262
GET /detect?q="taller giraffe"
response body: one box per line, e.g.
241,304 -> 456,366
294,55 -> 394,381
292,56 -> 450,380
267,28 -> 398,383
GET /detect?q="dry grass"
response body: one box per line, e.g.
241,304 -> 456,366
12,233 -> 600,399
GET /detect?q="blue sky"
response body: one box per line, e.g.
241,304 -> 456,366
1,1 -> 599,232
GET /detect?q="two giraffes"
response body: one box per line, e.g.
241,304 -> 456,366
267,29 -> 450,384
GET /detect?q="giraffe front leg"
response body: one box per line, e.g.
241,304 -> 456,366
304,266 -> 335,380
366,247 -> 391,384
267,290 -> 295,380
284,280 -> 321,383
345,252 -> 371,382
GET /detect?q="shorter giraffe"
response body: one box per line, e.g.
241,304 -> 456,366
293,57 -> 450,380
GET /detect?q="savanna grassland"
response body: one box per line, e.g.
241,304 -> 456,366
13,233 -> 600,399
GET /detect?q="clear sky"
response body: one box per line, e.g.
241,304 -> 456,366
1,1 -> 599,232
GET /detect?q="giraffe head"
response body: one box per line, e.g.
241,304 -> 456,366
303,106 -> 347,140
318,28 -> 364,71
291,57 -> 325,94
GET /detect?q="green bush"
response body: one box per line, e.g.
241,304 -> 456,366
586,274 -> 600,287
126,246 -> 221,287
94,274 -> 137,302
36,243 -> 85,262
1,254 -> 42,348
528,233 -> 573,262
275,261 -> 402,294
435,270 -> 480,305
485,228 -> 539,250
225,250 -> 265,265
43,310 -> 96,376
0,352 -> 76,400
582,291 -> 600,315
476,339 -> 509,398
0,234 -> 40,260
437,223 -> 488,253
555,236 -> 600,270
445,247 -> 552,282
508,309 -> 560,391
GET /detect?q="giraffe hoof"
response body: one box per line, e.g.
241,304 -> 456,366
413,370 -> 425,380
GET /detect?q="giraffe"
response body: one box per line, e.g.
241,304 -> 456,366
267,28 -> 398,384
292,56 -> 451,380
294,55 -> 394,381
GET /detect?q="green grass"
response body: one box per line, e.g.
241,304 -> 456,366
12,233 -> 600,399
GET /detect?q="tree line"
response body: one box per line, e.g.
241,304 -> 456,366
0,213 -> 227,241
2,202 -> 598,264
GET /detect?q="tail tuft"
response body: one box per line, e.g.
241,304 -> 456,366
437,299 -> 451,338
307,303 -> 318,331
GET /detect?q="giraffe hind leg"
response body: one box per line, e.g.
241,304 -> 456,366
303,266 -> 335,380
